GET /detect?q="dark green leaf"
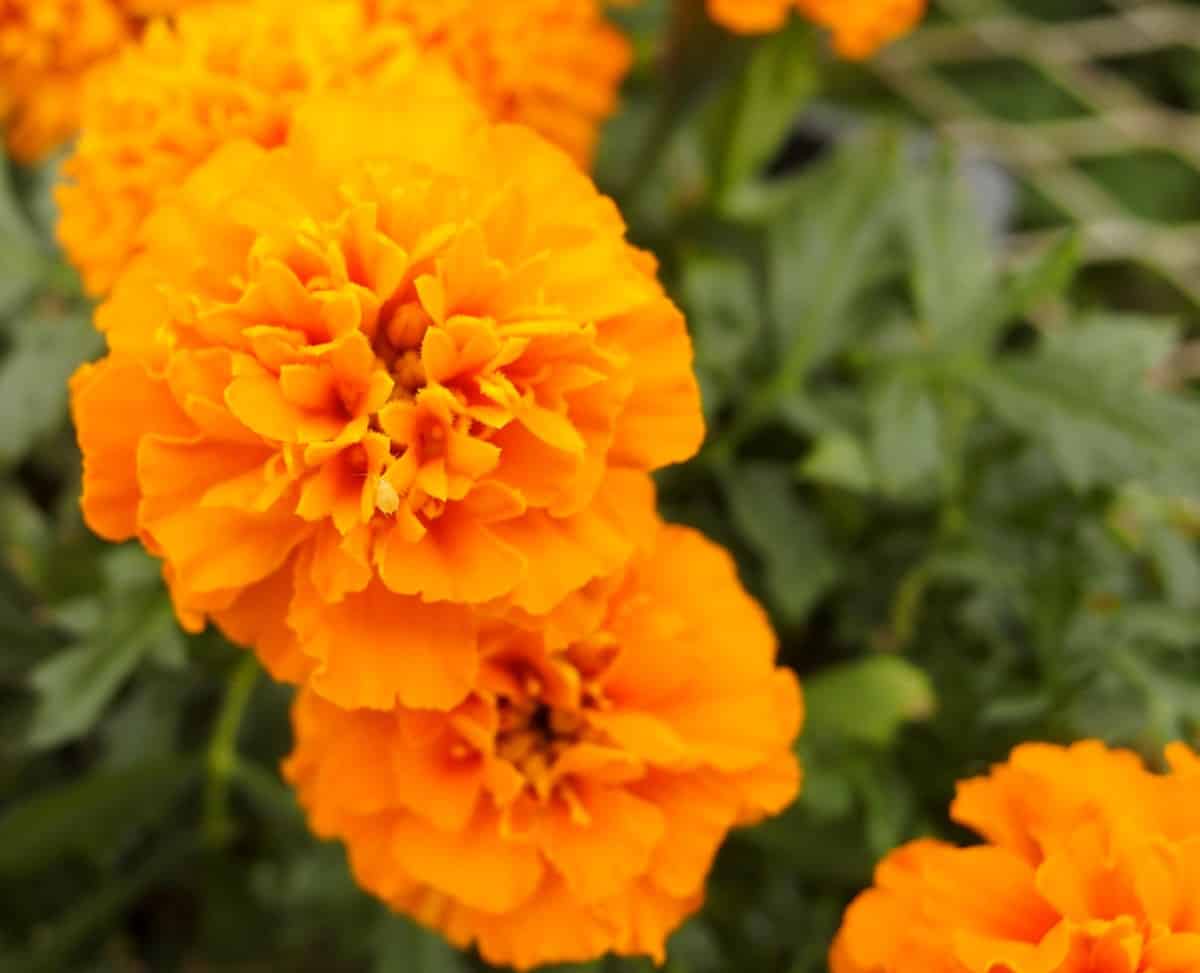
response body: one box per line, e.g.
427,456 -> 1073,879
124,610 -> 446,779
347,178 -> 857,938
373,916 -> 469,973
766,129 -> 902,380
724,463 -> 838,625
0,757 -> 196,876
703,19 -> 818,201
0,309 -> 102,468
27,547 -> 181,748
970,316 -> 1200,491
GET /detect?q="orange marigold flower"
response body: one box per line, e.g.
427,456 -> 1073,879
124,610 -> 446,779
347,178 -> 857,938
285,524 -> 804,970
70,90 -> 704,713
1,0 -> 127,163
57,0 -> 454,296
707,0 -> 925,58
0,0 -> 206,163
361,0 -> 632,166
831,740 -> 1200,973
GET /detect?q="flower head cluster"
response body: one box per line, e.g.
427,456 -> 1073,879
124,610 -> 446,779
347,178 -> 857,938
286,524 -> 804,970
832,741 -> 1200,973
0,0 -> 156,162
707,0 -> 925,58
67,9 -> 801,967
361,0 -> 631,166
57,0 -> 456,295
71,88 -> 704,714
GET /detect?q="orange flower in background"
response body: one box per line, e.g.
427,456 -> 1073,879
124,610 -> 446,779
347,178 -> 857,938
57,0 -> 457,297
0,0 -> 203,164
70,90 -> 704,712
362,0 -> 632,166
831,741 -> 1200,973
707,0 -> 925,58
285,524 -> 803,970
1,0 -> 127,163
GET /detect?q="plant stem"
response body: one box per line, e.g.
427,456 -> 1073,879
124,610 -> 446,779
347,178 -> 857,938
204,654 -> 259,848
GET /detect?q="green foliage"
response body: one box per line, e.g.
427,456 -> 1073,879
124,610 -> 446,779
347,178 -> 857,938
2,7 -> 1199,973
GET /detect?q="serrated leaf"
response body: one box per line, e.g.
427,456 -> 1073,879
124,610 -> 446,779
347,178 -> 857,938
946,231 -> 1079,354
970,316 -> 1200,491
766,129 -> 902,381
903,149 -> 997,343
0,757 -> 196,876
27,546 -> 180,748
0,309 -> 102,467
724,463 -> 838,625
703,18 -> 818,201
805,656 -> 936,746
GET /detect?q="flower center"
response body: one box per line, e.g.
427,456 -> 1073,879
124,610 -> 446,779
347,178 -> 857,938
486,638 -> 620,801
376,299 -> 434,395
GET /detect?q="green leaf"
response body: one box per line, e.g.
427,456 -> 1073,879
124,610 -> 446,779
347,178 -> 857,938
21,834 -> 198,973
948,231 -> 1079,354
805,656 -> 936,746
969,316 -> 1200,491
724,463 -> 838,625
0,757 -> 196,876
373,916 -> 469,973
0,559 -> 67,679
903,150 -> 996,343
870,376 -> 941,498
703,18 -> 818,201
678,248 -> 762,416
800,432 -> 875,492
766,129 -> 902,381
0,309 -> 102,468
27,546 -> 181,748
0,155 -> 42,316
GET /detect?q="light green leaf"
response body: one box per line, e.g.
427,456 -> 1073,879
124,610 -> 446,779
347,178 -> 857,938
946,231 -> 1079,354
805,656 -> 936,746
870,376 -> 941,497
799,432 -> 874,492
903,150 -> 996,343
0,155 -> 42,316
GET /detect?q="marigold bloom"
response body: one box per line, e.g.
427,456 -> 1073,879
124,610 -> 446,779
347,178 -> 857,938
57,0 -> 454,296
71,91 -> 703,712
362,0 -> 631,166
0,0 -> 201,163
707,0 -> 925,58
832,740 -> 1200,973
285,524 -> 803,970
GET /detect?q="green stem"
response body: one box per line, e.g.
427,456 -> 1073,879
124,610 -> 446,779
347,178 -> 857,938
204,654 -> 259,848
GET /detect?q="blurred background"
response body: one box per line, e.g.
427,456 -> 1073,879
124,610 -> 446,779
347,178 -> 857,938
2,0 -> 1200,970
